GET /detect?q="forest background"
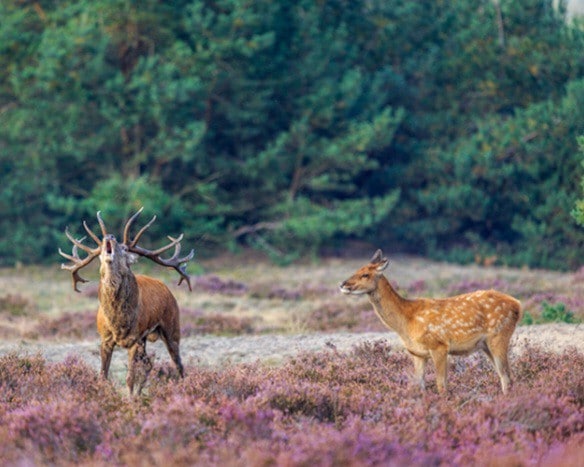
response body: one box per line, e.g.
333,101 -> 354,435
1,0 -> 584,270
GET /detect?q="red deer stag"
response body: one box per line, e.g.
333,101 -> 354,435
59,208 -> 194,395
340,250 -> 522,394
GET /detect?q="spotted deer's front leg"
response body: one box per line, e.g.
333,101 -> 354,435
411,354 -> 427,390
430,346 -> 448,393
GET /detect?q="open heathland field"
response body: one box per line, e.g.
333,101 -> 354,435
0,253 -> 583,465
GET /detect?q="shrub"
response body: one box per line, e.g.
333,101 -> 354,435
26,310 -> 97,340
181,308 -> 256,336
522,301 -> 580,325
0,294 -> 36,317
1,344 -> 582,465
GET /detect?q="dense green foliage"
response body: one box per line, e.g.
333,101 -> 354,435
573,136 -> 584,227
1,0 -> 583,268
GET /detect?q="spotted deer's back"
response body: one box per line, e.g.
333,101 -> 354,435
414,289 -> 521,343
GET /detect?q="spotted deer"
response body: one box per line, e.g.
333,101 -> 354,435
59,208 -> 194,395
340,250 -> 522,394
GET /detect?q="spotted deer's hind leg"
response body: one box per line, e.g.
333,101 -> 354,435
485,334 -> 512,394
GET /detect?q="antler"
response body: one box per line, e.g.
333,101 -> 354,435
123,208 -> 195,291
59,213 -> 105,292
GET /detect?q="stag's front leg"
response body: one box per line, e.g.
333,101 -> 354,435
100,337 -> 115,380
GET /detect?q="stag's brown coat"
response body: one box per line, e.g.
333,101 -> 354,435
60,209 -> 192,395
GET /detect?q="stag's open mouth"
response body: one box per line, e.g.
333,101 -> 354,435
102,237 -> 115,263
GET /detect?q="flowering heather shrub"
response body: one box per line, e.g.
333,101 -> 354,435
25,310 -> 98,340
1,345 -> 582,465
0,353 -> 134,464
0,293 -> 36,317
250,283 -> 337,301
249,284 -> 303,300
81,283 -> 100,299
304,301 -> 386,332
193,274 -> 248,296
181,308 -> 256,336
6,399 -> 103,463
573,265 -> 584,282
296,284 -> 338,300
405,279 -> 427,296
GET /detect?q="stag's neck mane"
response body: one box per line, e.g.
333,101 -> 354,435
98,266 -> 140,340
368,275 -> 414,335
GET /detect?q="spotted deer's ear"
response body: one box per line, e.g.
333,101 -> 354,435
370,249 -> 388,271
375,258 -> 389,272
370,249 -> 383,263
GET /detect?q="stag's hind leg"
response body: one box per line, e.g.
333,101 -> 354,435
159,327 -> 184,378
485,334 -> 512,394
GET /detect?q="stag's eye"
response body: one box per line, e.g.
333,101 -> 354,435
361,273 -> 370,279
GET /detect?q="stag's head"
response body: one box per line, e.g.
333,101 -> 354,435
99,234 -> 138,281
59,208 -> 194,292
339,249 -> 389,295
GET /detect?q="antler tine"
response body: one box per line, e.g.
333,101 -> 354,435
145,234 -> 184,256
122,208 -> 194,290
129,243 -> 195,291
123,207 -> 144,244
129,215 -> 157,247
59,234 -> 101,292
163,239 -> 196,266
83,220 -> 102,246
96,211 -> 108,238
123,208 -> 158,248
64,228 -> 93,254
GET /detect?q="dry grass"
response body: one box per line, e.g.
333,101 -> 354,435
0,253 -> 583,466
0,252 -> 582,341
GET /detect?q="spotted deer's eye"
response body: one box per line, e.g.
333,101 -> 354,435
361,273 -> 370,279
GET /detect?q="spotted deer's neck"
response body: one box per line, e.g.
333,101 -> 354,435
368,276 -> 412,335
